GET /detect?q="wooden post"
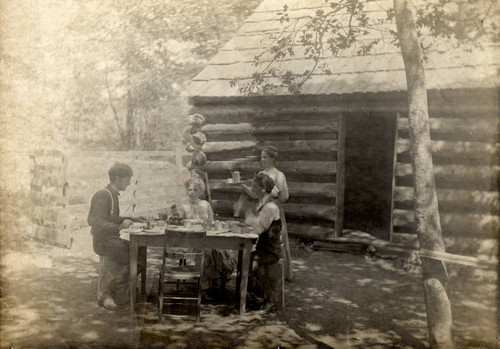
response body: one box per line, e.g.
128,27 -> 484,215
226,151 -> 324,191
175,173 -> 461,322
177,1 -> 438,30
335,113 -> 346,237
389,112 -> 400,242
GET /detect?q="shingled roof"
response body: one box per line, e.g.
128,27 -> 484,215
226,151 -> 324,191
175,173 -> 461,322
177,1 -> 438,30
187,0 -> 499,97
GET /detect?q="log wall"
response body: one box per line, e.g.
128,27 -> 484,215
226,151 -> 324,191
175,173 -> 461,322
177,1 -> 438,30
192,100 -> 346,238
391,88 -> 499,258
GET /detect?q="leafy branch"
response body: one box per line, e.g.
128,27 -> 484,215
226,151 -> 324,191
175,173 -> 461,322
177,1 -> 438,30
230,0 -> 499,95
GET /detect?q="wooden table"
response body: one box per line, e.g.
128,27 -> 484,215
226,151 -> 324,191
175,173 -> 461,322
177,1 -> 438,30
126,226 -> 258,314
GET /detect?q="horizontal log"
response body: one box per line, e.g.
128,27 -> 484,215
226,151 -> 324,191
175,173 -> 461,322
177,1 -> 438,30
211,199 -> 336,221
203,160 -> 337,176
396,139 -> 496,165
195,105 -> 343,120
208,179 -> 336,199
192,92 -> 497,118
202,121 -> 339,135
394,187 -> 499,214
203,139 -> 338,154
393,209 -> 500,238
398,117 -> 498,141
395,163 -> 499,184
443,237 -> 498,258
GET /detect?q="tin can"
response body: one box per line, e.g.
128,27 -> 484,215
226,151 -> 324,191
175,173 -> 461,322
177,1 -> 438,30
232,171 -> 241,183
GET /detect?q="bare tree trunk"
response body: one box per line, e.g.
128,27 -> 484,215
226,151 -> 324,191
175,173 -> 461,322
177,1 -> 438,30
393,0 -> 453,348
125,89 -> 136,150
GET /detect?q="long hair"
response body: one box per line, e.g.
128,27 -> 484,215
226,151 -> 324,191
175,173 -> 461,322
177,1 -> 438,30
254,172 -> 275,194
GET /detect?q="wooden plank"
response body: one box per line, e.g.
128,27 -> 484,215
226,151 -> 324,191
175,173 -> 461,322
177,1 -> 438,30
212,199 -> 336,221
208,179 -> 336,198
335,113 -> 346,238
203,160 -> 337,176
419,249 -> 497,269
287,222 -> 334,240
393,209 -> 500,238
202,139 -> 338,154
393,187 -> 499,214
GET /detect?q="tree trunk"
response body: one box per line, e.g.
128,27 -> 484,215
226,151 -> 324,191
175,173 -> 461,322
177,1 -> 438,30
125,89 -> 136,150
393,0 -> 453,348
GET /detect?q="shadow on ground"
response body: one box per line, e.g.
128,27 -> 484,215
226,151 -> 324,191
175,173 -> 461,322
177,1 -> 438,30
0,221 -> 497,348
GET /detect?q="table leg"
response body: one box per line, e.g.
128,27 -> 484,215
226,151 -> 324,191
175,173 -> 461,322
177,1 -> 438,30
130,236 -> 138,311
235,249 -> 243,296
139,246 -> 147,295
238,241 -> 252,314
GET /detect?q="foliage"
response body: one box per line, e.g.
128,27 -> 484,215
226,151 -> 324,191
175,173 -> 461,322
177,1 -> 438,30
231,0 -> 499,95
60,0 -> 260,150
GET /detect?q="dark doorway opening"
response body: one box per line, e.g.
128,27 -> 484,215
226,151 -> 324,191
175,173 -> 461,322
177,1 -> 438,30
343,111 -> 397,240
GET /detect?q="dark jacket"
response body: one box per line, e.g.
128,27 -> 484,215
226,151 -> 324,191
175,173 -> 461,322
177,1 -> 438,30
88,184 -> 125,254
255,219 -> 282,265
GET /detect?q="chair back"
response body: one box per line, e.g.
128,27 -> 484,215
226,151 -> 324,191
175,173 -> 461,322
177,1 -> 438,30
163,227 -> 206,250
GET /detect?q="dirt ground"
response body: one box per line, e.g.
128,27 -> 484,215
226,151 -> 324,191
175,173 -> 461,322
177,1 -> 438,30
0,205 -> 498,348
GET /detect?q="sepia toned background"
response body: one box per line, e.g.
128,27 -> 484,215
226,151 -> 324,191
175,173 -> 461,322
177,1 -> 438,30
1,0 -> 498,348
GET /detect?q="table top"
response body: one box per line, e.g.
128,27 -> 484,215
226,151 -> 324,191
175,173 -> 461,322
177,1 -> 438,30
122,224 -> 258,239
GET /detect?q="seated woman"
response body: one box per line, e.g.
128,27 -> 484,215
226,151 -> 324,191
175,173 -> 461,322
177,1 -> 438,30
243,173 -> 282,315
180,178 -> 236,294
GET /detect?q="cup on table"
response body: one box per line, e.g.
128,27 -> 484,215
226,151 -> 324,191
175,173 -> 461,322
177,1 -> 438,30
214,220 -> 222,231
183,220 -> 193,229
203,219 -> 214,230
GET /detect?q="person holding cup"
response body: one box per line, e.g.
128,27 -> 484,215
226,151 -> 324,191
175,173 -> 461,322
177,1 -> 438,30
234,146 -> 292,282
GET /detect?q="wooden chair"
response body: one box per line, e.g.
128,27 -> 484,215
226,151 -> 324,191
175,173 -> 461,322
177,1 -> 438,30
275,259 -> 285,311
158,227 -> 206,322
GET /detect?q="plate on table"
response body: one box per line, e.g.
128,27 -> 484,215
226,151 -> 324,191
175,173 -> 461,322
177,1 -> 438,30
142,228 -> 165,234
207,229 -> 232,234
226,178 -> 245,185
166,224 -> 205,232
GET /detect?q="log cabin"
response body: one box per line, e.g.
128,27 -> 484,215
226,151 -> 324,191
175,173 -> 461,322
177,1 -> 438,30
186,0 -> 499,258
